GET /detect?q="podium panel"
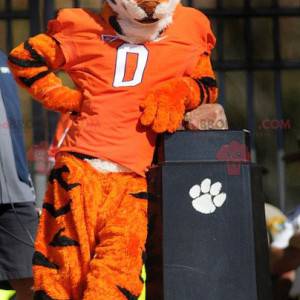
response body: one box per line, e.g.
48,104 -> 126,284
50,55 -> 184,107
146,131 -> 272,300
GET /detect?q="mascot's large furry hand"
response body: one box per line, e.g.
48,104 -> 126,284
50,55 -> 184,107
140,77 -> 200,133
140,55 -> 218,133
8,34 -> 83,113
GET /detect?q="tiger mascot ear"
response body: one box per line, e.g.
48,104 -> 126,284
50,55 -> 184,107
103,0 -> 180,43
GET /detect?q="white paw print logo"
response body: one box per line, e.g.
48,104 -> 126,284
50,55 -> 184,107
189,178 -> 227,214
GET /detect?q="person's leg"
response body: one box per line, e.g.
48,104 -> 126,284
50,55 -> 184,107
9,278 -> 33,300
33,154 -> 87,299
33,153 -> 114,299
33,153 -> 148,299
0,203 -> 38,300
83,173 -> 148,300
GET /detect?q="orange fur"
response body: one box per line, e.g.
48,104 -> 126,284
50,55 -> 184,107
8,34 -> 83,112
34,153 -> 148,299
192,54 -> 215,78
191,54 -> 218,104
139,54 -> 218,133
140,77 -> 192,133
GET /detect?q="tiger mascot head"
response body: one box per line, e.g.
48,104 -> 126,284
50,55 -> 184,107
105,0 -> 180,43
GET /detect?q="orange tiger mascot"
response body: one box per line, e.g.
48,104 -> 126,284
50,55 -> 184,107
9,0 -> 218,298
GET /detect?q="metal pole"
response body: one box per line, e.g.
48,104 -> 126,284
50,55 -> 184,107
5,0 -> 12,52
43,0 -> 59,144
272,0 -> 286,211
244,0 -> 256,162
43,0 -> 55,28
73,0 -> 81,8
216,0 -> 225,106
28,0 -> 45,145
29,0 -> 48,208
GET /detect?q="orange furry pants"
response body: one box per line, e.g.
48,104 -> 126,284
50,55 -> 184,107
33,153 -> 148,299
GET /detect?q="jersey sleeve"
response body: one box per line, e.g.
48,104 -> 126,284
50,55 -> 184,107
47,9 -> 83,66
198,12 -> 216,56
188,10 -> 218,103
180,7 -> 216,57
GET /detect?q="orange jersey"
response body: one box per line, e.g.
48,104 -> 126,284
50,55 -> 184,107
47,5 -> 215,175
48,113 -> 72,159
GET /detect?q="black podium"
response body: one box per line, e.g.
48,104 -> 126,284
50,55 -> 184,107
146,130 -> 272,300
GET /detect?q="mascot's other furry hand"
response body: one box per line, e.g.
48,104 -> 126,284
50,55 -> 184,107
8,34 -> 83,113
140,77 -> 201,133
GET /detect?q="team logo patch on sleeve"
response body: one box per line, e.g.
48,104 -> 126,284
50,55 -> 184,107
101,34 -> 119,43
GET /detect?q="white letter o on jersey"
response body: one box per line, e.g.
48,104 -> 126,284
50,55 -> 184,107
113,44 -> 148,87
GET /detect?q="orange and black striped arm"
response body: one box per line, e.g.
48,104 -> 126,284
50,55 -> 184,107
8,33 -> 82,113
181,53 -> 218,111
190,53 -> 218,106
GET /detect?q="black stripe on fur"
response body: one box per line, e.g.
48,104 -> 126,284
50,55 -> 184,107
49,165 -> 80,191
198,76 -> 217,88
8,55 -> 46,68
117,286 -> 138,300
194,79 -> 205,104
130,192 -> 155,201
43,201 -> 71,218
24,40 -> 46,64
49,228 -> 79,247
32,251 -> 59,269
194,76 -> 217,103
203,84 -> 210,103
19,70 -> 50,87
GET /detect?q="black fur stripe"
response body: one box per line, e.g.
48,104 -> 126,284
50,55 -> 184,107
49,228 -> 79,247
19,70 -> 50,87
43,201 -> 71,218
198,76 -> 217,88
24,40 -> 46,64
32,251 -> 59,269
194,79 -> 205,104
198,77 -> 217,103
34,290 -> 54,300
8,55 -> 46,68
8,40 -> 47,68
203,84 -> 210,103
49,165 -> 80,191
109,16 -> 124,35
130,192 -> 148,200
130,192 -> 154,201
117,286 -> 138,300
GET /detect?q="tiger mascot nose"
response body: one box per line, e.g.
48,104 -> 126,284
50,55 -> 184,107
138,0 -> 160,17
